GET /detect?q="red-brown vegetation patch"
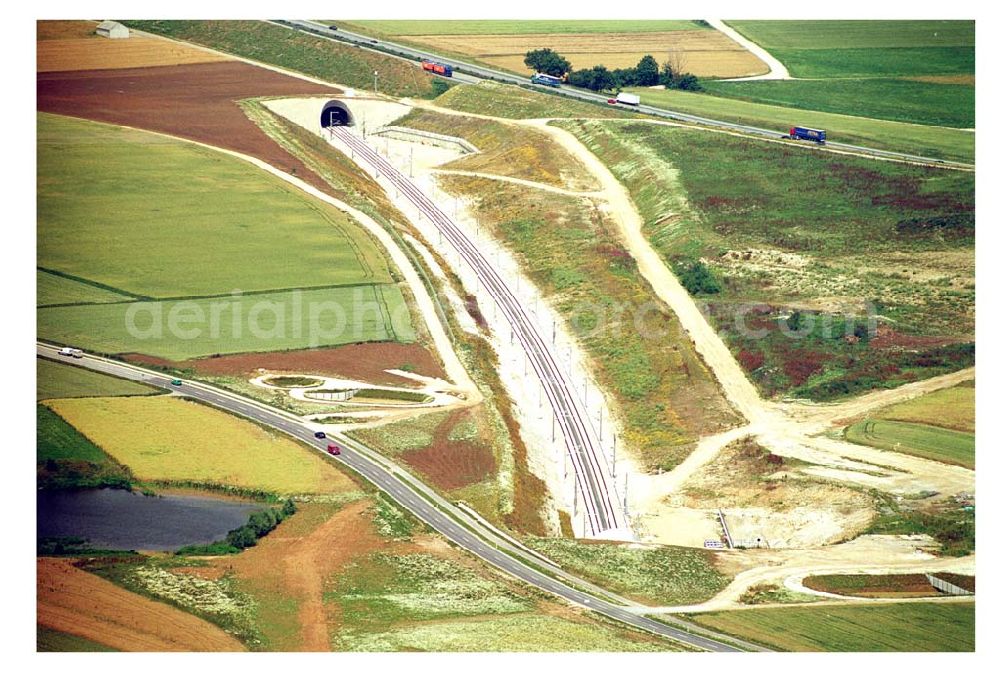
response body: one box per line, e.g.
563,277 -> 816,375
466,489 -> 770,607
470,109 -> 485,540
37,61 -> 340,193
121,342 -> 446,387
37,557 -> 245,651
933,572 -> 975,592
401,410 -> 497,490
868,326 -> 962,350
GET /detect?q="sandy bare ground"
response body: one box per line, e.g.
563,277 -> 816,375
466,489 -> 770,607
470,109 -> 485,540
629,537 -> 974,613
38,558 -> 245,652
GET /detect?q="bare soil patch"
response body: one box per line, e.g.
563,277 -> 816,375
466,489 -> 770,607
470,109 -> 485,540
38,20 -> 101,41
37,62 -> 340,194
37,557 -> 245,652
122,342 -> 445,387
401,409 -> 497,490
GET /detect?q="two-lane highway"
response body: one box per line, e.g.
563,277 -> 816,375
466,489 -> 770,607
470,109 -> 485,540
274,19 -> 973,170
36,343 -> 757,652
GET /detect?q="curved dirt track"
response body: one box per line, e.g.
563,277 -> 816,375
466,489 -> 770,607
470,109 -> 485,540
37,558 -> 246,652
708,20 -> 791,81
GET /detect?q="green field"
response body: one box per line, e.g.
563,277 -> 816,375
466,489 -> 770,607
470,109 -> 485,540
38,270 -> 134,307
37,404 -> 109,464
37,403 -> 134,489
336,19 -> 706,35
879,381 -> 975,432
37,358 -> 159,400
125,20 -> 435,99
38,113 -> 392,298
845,419 -> 974,468
37,285 -> 413,360
685,601 -> 974,651
525,538 -> 730,607
708,21 -> 974,129
703,78 -> 973,129
559,119 -> 974,400
624,87 -> 974,162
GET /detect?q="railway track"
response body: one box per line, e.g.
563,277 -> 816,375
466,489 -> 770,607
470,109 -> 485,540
330,125 -> 629,538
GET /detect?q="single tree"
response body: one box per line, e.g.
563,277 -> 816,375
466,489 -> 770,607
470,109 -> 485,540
635,55 -> 660,86
524,48 -> 571,77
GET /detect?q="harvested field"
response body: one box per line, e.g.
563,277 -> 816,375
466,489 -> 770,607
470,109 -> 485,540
37,558 -> 245,652
402,30 -> 767,78
38,34 -> 230,72
37,61 -> 341,194
123,342 -> 446,387
47,396 -> 357,495
38,20 -> 100,41
877,381 -> 975,433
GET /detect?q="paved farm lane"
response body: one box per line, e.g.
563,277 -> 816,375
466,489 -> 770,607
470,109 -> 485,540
36,343 -> 759,653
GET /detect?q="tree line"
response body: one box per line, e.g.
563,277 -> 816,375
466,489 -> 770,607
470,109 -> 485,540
524,49 -> 703,92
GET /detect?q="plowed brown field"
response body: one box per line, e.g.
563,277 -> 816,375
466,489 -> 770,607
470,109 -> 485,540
37,558 -> 245,652
404,30 -> 767,78
37,61 -> 341,192
401,409 -> 496,489
122,341 -> 446,387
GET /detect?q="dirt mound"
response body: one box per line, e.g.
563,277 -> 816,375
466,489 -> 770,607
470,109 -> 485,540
37,61 -> 340,195
37,557 -> 245,651
122,342 -> 445,387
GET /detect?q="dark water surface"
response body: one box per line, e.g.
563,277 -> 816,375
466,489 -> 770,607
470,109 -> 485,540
37,488 -> 262,551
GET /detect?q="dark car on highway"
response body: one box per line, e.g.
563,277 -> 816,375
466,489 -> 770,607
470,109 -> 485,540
314,431 -> 326,439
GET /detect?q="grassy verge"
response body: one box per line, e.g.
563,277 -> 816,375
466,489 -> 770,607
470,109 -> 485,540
845,419 -> 974,469
683,601 -> 974,651
37,626 -> 117,652
37,358 -> 159,400
558,119 -> 974,400
702,78 -> 973,129
125,20 -> 434,98
523,538 -> 730,607
433,81 -> 638,121
623,87 -> 974,163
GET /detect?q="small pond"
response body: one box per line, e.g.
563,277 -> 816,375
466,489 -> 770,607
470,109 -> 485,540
37,488 -> 263,551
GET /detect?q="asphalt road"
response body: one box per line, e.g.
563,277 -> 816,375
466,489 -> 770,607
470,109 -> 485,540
36,342 -> 758,652
274,19 -> 973,170
330,126 -> 626,539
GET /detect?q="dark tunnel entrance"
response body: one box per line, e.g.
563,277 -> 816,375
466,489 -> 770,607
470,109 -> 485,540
320,100 -> 354,128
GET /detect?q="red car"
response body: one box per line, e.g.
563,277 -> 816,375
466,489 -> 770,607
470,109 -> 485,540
607,98 -> 617,105
327,444 -> 341,456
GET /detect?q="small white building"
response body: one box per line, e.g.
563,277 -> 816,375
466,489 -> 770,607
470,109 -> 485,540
95,21 -> 129,39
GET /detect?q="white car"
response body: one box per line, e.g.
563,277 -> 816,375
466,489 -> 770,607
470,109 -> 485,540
58,347 -> 84,358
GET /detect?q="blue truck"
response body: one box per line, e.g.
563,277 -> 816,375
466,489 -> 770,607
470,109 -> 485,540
530,73 -> 562,88
784,126 -> 826,144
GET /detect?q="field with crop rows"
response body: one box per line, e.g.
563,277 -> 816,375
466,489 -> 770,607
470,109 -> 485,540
47,396 -> 356,494
685,601 -> 974,651
845,419 -> 974,468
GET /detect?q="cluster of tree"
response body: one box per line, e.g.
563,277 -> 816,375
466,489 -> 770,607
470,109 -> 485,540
676,260 -> 722,295
525,49 -> 702,93
226,499 -> 297,549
